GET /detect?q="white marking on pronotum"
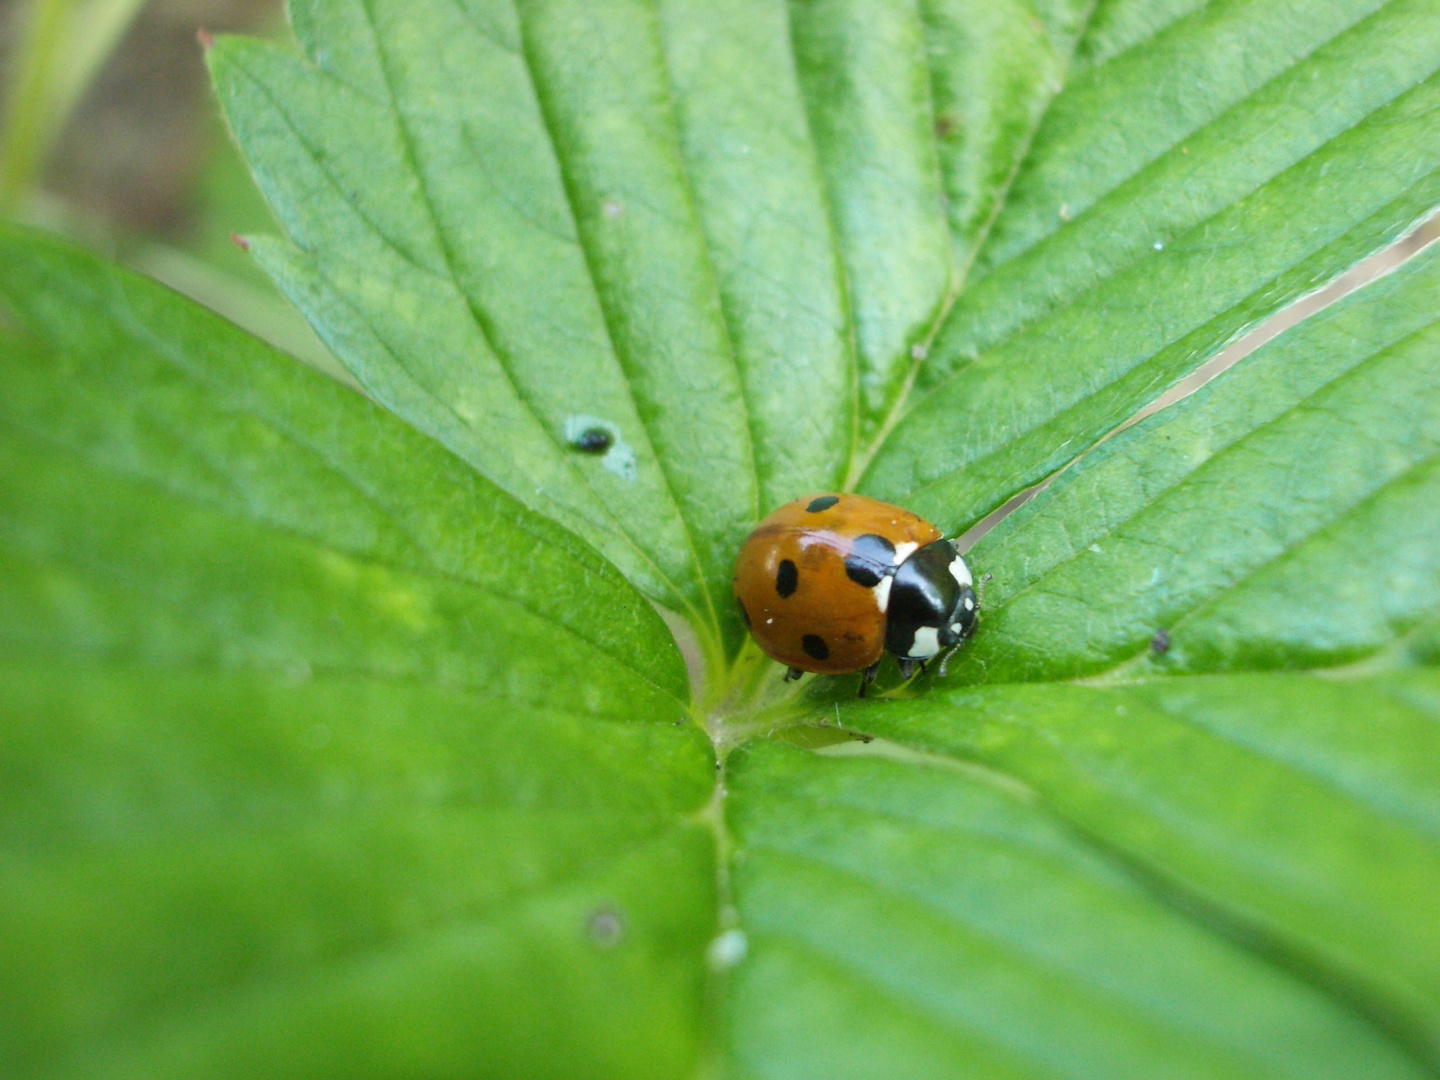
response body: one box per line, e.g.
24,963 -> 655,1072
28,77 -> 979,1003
909,626 -> 942,659
948,556 -> 973,589
872,575 -> 894,613
707,929 -> 748,971
892,541 -> 919,565
963,596 -> 975,611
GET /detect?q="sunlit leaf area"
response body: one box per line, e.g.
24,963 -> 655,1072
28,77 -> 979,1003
3,0 -> 1439,1075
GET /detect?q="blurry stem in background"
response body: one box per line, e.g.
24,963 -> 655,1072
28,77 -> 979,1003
0,0 -> 67,212
0,0 -> 151,214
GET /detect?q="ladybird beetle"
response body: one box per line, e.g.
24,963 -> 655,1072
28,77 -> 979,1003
732,494 -> 979,693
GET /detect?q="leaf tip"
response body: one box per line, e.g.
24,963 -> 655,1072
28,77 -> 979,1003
196,28 -> 215,51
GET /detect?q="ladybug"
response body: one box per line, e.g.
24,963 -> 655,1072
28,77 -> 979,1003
732,493 -> 979,693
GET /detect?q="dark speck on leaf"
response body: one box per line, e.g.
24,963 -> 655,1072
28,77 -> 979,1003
1150,629 -> 1171,655
573,427 -> 612,453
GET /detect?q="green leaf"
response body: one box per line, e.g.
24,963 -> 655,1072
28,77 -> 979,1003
658,0 -> 855,509
786,0 -> 954,438
922,0 -> 1092,270
959,239 -> 1440,683
792,240 -> 1440,1068
849,670 -> 1440,1066
862,0 -> 1440,534
209,0 -> 760,663
726,734 -> 1432,1079
7,0 -> 1440,1075
0,228 -> 687,707
0,230 -> 712,1077
0,661 -> 714,1079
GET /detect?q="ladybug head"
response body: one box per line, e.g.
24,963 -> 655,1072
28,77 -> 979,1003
938,581 -> 979,646
885,540 -> 979,661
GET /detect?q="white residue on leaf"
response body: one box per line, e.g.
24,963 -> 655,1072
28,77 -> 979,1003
707,928 -> 748,971
586,906 -> 625,948
563,414 -> 637,482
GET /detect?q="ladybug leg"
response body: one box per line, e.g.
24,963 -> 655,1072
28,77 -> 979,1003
897,658 -> 917,681
784,666 -> 805,683
857,662 -> 880,698
918,659 -> 928,675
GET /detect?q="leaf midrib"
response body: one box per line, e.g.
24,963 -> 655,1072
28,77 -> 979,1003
289,1 -> 722,646
858,0 -> 1437,502
982,0 -> 1409,276
840,0 -> 1102,491
508,0 -> 753,651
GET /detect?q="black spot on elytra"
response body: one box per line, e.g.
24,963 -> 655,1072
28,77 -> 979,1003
801,634 -> 829,661
844,533 -> 897,588
776,560 -> 798,598
572,427 -> 612,453
844,559 -> 883,588
737,597 -> 751,629
806,495 -> 840,513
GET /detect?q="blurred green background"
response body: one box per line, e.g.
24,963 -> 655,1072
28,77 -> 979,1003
0,0 -> 342,373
